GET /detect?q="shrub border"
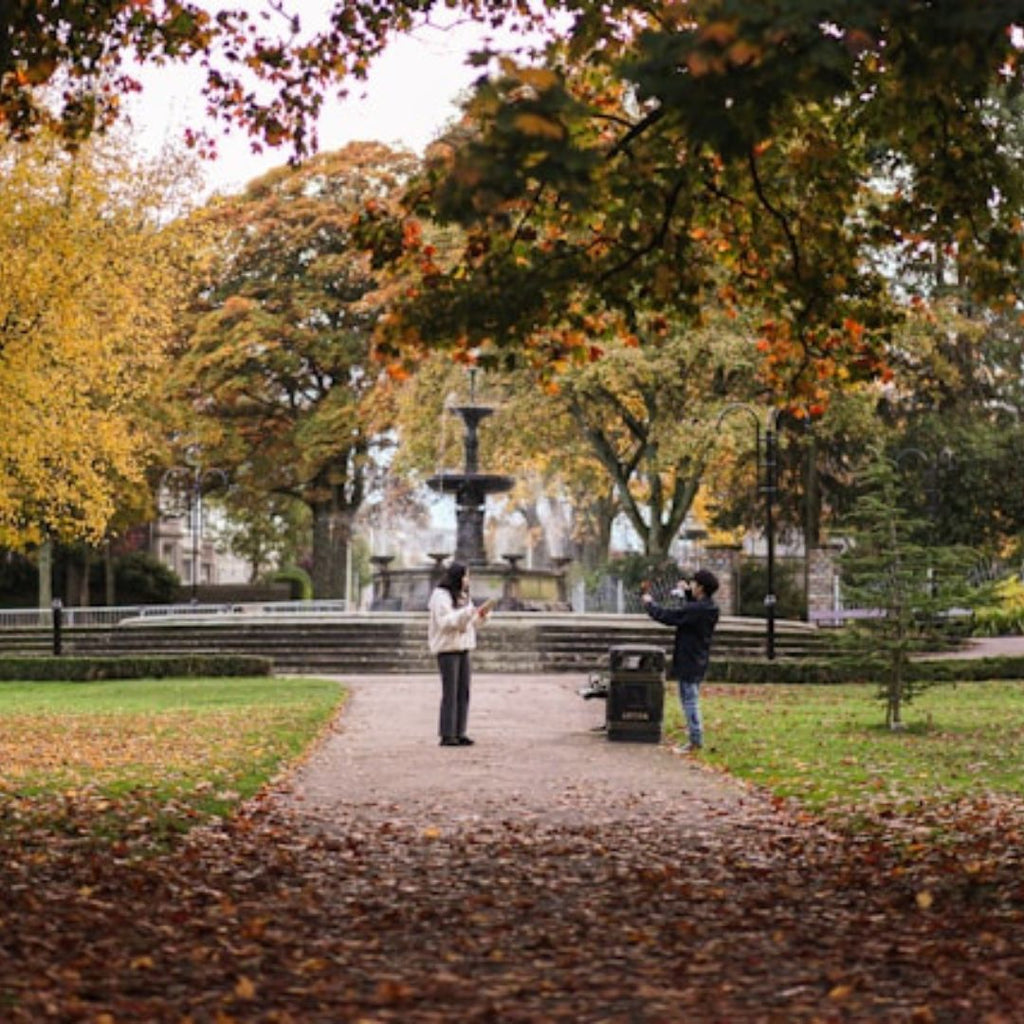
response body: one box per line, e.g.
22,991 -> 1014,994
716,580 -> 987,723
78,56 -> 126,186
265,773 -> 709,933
707,655 -> 1024,684
0,655 -> 273,682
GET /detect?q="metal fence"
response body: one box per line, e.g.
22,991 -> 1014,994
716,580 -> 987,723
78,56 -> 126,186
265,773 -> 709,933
572,578 -> 651,615
0,599 -> 349,630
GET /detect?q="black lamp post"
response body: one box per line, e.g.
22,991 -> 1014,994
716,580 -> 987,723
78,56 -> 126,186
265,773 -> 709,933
160,447 -> 228,603
717,404 -> 781,660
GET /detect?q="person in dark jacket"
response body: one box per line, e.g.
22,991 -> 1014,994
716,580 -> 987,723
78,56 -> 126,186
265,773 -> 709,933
641,568 -> 720,753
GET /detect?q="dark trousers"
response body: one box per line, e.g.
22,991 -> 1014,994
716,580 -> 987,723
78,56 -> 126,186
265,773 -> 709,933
437,650 -> 471,739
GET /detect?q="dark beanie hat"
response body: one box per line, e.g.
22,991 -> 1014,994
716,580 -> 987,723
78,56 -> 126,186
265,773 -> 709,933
693,568 -> 719,596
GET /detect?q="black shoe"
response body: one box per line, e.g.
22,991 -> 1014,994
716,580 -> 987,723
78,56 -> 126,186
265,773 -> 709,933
440,737 -> 461,747
457,736 -> 475,746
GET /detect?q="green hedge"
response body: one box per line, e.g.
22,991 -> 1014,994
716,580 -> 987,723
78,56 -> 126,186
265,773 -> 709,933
266,565 -> 314,601
0,654 -> 273,682
706,655 -> 1024,684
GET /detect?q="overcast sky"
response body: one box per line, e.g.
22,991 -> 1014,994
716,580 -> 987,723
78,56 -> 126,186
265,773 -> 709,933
129,10 -> 516,196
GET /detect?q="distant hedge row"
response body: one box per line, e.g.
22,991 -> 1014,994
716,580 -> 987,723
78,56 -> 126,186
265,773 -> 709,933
707,655 -> 1024,685
0,655 -> 273,682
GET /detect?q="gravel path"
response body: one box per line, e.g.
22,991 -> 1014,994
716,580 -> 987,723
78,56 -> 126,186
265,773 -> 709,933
287,673 -> 753,833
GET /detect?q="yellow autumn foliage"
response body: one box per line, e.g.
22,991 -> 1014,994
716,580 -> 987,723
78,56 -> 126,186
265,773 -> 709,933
513,113 -> 566,141
0,132 -> 200,547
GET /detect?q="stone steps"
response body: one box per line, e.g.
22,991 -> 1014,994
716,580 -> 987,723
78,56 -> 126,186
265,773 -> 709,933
0,612 -> 834,675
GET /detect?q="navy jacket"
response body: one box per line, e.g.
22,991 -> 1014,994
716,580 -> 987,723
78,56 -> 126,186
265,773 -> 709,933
643,596 -> 719,681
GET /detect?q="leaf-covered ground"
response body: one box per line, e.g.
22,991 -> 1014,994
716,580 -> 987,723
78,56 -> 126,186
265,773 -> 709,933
1,789 -> 1021,1022
1,673 -> 1021,1022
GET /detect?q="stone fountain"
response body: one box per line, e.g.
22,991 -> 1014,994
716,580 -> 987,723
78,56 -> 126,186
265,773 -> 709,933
426,402 -> 513,565
370,381 -> 571,611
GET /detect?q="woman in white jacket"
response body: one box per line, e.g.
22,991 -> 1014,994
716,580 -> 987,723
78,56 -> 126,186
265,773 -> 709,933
428,561 -> 492,746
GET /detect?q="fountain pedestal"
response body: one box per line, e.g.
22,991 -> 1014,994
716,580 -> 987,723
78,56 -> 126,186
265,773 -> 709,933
370,555 -> 399,611
427,405 -> 513,565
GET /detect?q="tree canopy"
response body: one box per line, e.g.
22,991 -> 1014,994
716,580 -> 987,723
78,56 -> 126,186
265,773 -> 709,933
0,131 -> 200,548
356,2 -> 1024,408
175,141 -> 417,598
0,1 -> 542,155
11,2 -> 1024,400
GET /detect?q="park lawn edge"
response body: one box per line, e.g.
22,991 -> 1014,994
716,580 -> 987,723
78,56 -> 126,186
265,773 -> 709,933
0,675 -> 348,853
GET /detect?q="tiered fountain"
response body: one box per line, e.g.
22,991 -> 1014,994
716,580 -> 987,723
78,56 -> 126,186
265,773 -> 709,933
427,402 -> 513,566
370,380 -> 570,611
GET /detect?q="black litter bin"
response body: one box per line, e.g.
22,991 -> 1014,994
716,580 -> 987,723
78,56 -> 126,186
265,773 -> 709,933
606,644 -> 665,743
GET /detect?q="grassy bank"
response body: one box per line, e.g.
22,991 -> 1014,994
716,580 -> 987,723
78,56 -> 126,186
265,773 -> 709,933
0,676 -> 344,850
666,681 -> 1024,817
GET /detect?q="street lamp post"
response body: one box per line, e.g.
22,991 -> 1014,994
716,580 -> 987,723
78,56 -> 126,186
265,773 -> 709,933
717,404 -> 781,660
765,412 -> 779,660
160,448 -> 229,603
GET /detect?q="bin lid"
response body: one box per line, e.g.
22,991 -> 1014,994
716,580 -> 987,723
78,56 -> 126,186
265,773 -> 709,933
609,644 -> 665,673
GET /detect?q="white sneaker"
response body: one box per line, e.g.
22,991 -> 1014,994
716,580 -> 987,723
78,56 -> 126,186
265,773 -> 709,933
674,742 -> 702,755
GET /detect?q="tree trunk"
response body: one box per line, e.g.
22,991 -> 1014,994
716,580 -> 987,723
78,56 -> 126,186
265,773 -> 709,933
887,649 -> 906,731
65,557 -> 87,607
645,519 -> 673,558
310,500 -> 353,600
574,498 -> 616,571
517,500 -> 551,567
37,539 -> 53,609
104,541 -> 115,606
804,434 -> 822,549
803,434 -> 821,614
78,547 -> 93,607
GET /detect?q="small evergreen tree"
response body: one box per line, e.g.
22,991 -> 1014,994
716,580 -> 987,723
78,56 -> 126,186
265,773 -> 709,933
839,449 -> 979,730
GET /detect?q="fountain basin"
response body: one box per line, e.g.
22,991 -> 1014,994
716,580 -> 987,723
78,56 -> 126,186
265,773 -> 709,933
372,561 -> 571,612
426,471 -> 515,495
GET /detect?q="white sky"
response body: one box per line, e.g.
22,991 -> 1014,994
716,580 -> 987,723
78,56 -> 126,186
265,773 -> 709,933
129,9 -> 524,196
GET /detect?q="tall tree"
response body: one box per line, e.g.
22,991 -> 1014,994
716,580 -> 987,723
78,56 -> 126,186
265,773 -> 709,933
214,489 -> 309,584
543,321 -> 758,556
176,142 -> 418,599
876,300 -> 1024,554
0,131 -> 200,551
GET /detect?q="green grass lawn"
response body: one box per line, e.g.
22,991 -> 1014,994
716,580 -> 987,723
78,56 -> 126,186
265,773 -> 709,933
0,676 -> 344,849
666,680 -> 1024,817
3,675 -> 1020,850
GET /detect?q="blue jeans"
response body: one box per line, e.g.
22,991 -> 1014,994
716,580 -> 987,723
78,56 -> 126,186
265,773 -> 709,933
677,678 -> 703,747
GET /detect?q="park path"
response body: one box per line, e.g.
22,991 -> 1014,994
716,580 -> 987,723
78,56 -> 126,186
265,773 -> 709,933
237,670 -> 1020,1021
282,637 -> 1024,831
923,634 -> 1024,658
284,672 -> 756,834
